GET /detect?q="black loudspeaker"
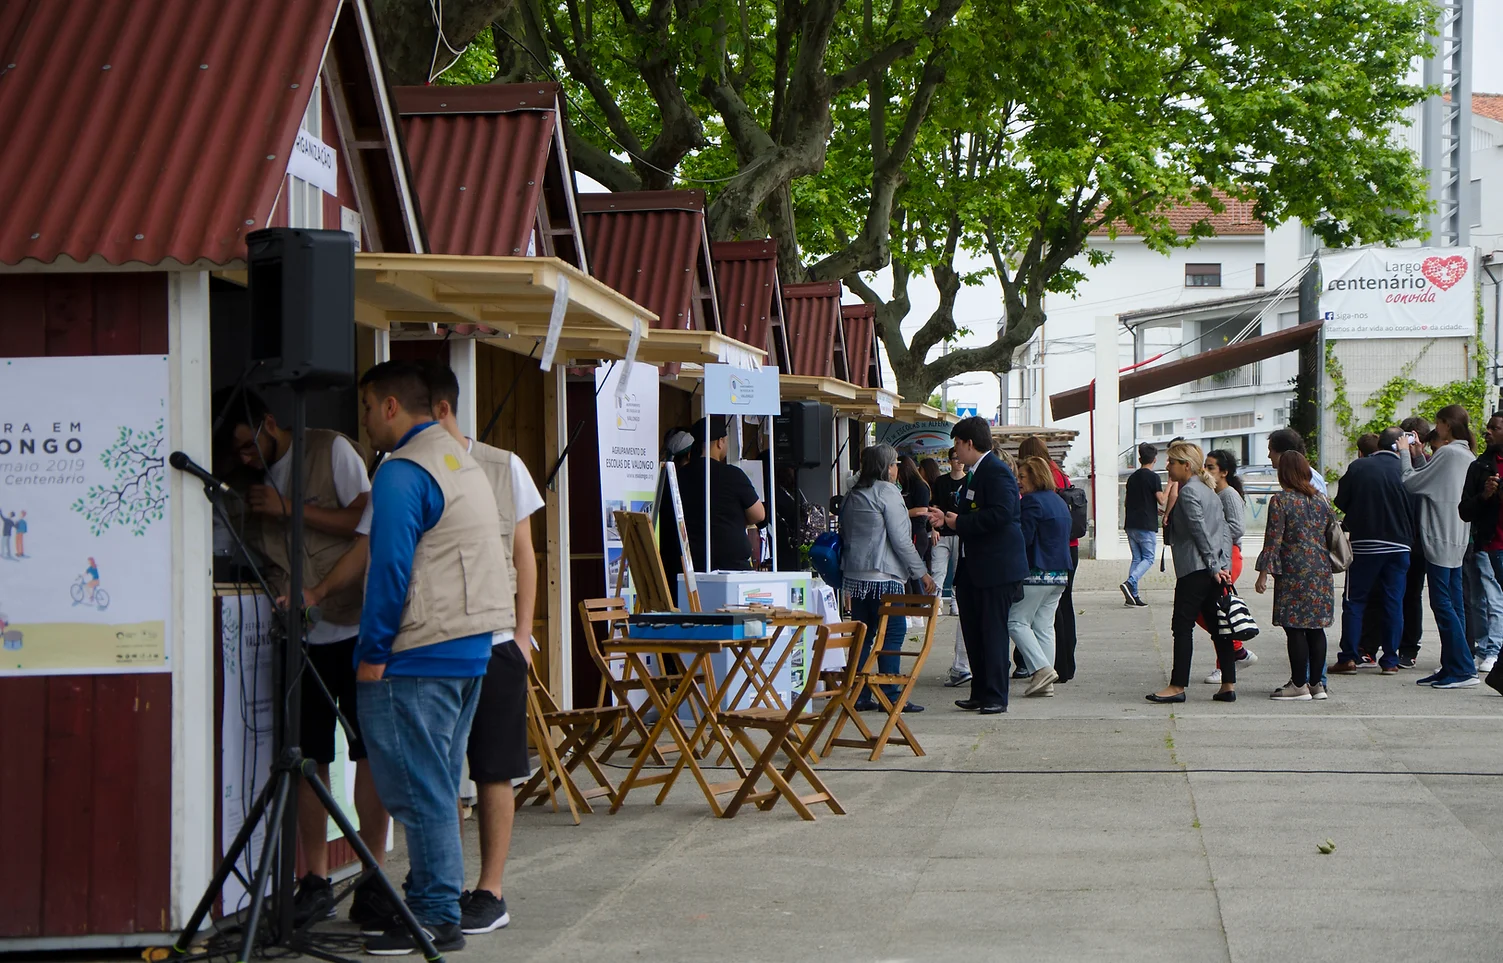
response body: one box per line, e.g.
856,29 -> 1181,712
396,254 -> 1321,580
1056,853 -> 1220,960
247,228 -> 356,388
775,401 -> 822,468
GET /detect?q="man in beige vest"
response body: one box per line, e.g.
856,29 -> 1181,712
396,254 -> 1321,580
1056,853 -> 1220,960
354,361 -> 509,955
217,387 -> 391,929
421,362 -> 542,936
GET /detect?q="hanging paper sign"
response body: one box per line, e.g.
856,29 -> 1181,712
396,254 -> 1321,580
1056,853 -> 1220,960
539,276 -> 570,371
287,128 -> 339,197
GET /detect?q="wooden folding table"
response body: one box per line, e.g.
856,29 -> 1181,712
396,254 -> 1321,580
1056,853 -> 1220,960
603,637 -> 751,816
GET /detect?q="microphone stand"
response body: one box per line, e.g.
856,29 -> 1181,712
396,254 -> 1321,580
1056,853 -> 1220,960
170,387 -> 442,963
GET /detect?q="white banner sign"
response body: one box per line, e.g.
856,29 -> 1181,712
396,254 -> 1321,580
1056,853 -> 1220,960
0,355 -> 171,675
219,593 -> 275,912
705,363 -> 782,416
287,128 -> 339,197
1320,246 -> 1476,340
596,362 -> 660,603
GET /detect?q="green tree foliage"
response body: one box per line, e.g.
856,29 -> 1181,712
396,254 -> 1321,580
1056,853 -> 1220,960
404,0 -> 1435,401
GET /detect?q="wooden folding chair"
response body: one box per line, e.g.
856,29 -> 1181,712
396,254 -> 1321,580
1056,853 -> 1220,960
515,659 -> 624,821
718,621 -> 866,821
577,598 -> 683,764
820,594 -> 939,761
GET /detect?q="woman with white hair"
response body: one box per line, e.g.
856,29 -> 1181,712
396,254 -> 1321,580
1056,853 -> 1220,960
1147,442 -> 1237,704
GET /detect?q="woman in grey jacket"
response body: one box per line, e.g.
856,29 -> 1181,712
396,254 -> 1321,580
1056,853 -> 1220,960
1148,442 -> 1237,704
1403,405 -> 1479,687
840,444 -> 937,710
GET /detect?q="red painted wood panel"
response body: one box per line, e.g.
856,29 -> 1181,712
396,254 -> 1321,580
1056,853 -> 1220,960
0,679 -> 48,936
0,273 -> 174,938
41,677 -> 95,936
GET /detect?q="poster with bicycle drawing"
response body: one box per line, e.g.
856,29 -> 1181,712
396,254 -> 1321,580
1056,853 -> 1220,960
0,355 -> 171,675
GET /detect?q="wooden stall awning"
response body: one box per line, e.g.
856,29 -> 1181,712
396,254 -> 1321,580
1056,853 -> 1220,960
625,328 -> 766,367
830,386 -> 901,419
352,253 -> 655,359
884,402 -> 957,424
779,374 -> 861,404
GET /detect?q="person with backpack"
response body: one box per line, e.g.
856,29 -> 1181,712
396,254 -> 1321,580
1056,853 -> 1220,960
1018,437 -> 1085,682
839,444 -> 936,712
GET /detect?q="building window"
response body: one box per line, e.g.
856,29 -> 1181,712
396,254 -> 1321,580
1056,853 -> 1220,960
1141,420 -> 1180,437
1255,262 -> 1266,287
288,80 -> 323,230
1185,263 -> 1222,287
1470,178 -> 1483,229
1202,412 -> 1255,433
1273,406 -> 1287,426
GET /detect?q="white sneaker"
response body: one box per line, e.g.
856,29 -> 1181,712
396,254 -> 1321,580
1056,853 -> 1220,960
1203,668 -> 1222,684
1235,648 -> 1258,667
1434,676 -> 1481,689
1480,656 -> 1497,674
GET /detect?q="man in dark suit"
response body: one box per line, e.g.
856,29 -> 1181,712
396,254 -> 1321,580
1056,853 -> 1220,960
929,417 -> 1028,713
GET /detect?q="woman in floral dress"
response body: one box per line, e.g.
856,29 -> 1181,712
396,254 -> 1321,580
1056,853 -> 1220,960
1254,451 -> 1335,701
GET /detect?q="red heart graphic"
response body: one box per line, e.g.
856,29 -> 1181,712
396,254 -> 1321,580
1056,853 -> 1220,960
1421,255 -> 1468,291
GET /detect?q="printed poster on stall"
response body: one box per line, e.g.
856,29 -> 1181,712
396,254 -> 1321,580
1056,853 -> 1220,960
0,356 -> 171,675
219,593 -> 276,912
595,361 -> 660,605
1320,246 -> 1476,340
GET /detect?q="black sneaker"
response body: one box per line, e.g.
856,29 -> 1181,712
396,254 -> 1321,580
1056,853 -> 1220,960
1398,657 -> 1419,669
460,889 -> 511,934
291,873 -> 334,927
350,879 -> 398,936
364,921 -> 465,956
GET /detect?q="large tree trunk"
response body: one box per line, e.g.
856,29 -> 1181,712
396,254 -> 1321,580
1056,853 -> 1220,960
370,0 -> 517,85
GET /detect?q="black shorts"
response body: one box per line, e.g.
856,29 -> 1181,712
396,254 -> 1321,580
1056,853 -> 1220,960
466,640 -> 530,784
300,636 -> 367,764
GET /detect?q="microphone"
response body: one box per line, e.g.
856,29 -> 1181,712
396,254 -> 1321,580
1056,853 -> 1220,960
169,451 -> 231,494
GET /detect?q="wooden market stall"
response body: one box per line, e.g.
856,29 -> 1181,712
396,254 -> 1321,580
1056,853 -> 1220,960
0,0 -> 424,947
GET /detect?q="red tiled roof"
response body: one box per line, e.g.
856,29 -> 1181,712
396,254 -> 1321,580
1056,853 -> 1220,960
578,190 -> 716,331
840,303 -> 877,388
0,0 -> 341,267
1091,193 -> 1265,238
782,281 -> 843,378
395,84 -> 579,262
1474,93 -> 1503,124
710,239 -> 781,357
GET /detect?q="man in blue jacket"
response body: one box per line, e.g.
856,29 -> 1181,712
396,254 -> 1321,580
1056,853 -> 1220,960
354,361 -> 511,955
929,417 -> 1028,713
1332,427 -> 1415,673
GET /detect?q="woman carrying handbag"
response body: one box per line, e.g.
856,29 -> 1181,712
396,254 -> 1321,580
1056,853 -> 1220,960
1255,451 -> 1336,701
1148,442 -> 1238,704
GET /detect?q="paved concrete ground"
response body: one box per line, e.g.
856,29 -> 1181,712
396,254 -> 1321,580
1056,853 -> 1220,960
389,585 -> 1503,962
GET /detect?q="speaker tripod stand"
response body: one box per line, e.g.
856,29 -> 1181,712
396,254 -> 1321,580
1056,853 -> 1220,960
169,385 -> 442,963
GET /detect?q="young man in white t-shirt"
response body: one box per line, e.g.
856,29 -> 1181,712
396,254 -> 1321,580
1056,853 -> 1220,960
220,388 -> 390,929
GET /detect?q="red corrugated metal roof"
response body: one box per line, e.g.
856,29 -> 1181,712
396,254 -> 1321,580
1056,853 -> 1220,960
0,0 -> 341,267
841,302 -> 876,388
711,239 -> 780,355
579,190 -> 713,330
782,281 -> 842,377
1049,321 -> 1323,420
395,84 -> 559,258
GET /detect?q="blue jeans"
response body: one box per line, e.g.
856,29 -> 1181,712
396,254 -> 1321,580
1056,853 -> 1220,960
1339,552 -> 1409,668
850,592 -> 904,701
1428,562 -> 1478,681
1473,549 -> 1503,662
357,675 -> 483,927
1125,529 -> 1156,594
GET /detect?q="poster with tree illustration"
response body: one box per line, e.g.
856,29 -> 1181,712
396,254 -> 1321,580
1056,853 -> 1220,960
0,355 -> 171,675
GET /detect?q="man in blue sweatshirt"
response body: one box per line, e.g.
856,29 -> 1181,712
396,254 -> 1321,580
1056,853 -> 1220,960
354,361 -> 510,955
1332,427 -> 1416,673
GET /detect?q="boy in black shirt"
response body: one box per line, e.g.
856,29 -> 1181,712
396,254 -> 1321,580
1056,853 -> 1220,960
1121,443 -> 1165,606
661,416 -> 766,583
